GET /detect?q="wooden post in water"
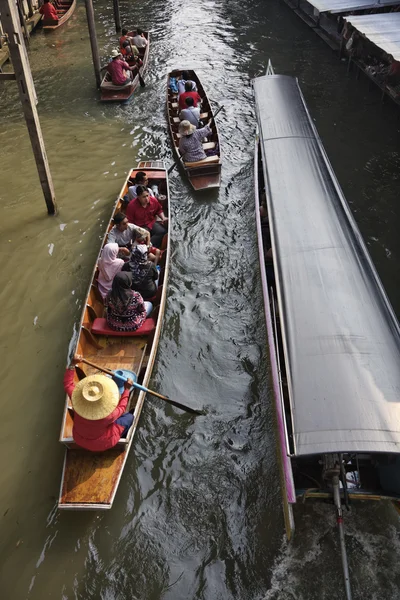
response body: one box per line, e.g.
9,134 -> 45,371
113,0 -> 121,32
0,0 -> 57,215
84,0 -> 102,88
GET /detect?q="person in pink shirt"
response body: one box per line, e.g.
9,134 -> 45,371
107,49 -> 137,86
63,354 -> 135,451
39,0 -> 58,22
126,185 -> 168,248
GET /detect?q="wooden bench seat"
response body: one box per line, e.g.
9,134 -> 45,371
184,156 -> 220,168
202,142 -> 215,150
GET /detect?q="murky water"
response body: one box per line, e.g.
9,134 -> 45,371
1,0 -> 400,598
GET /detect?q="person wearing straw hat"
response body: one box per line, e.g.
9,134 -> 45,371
63,355 -> 135,451
106,49 -> 136,86
178,119 -> 213,164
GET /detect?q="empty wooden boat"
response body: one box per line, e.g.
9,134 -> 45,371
42,0 -> 76,30
100,31 -> 150,103
254,66 -> 400,599
167,69 -> 221,191
58,160 -> 170,510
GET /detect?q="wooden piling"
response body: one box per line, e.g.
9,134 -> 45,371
0,0 -> 57,215
84,0 -> 102,88
113,0 -> 121,32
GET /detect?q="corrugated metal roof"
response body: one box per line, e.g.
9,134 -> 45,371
254,74 -> 400,457
308,0 -> 399,14
346,13 -> 400,60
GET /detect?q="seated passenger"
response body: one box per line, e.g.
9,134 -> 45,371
177,71 -> 198,95
119,28 -> 138,52
107,212 -> 150,248
97,243 -> 125,300
179,81 -> 202,111
123,245 -> 159,300
106,49 -> 136,86
179,96 -> 201,127
178,119 -> 212,164
132,28 -> 148,49
121,39 -> 139,60
39,0 -> 58,21
105,271 -> 153,331
63,354 -> 135,450
126,185 -> 168,248
128,171 -> 153,200
133,232 -> 161,265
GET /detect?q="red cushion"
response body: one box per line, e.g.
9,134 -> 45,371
92,317 -> 156,337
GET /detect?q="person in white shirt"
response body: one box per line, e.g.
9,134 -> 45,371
128,171 -> 152,201
132,28 -> 147,49
177,71 -> 198,96
107,212 -> 150,247
179,96 -> 201,127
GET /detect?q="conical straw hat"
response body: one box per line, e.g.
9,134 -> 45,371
71,375 -> 120,420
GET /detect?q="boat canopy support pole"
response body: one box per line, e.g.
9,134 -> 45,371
333,475 -> 353,600
0,0 -> 57,215
84,0 -> 101,88
112,0 -> 121,32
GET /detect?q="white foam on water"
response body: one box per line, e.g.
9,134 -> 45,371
48,243 -> 54,256
59,223 -> 67,231
33,316 -> 38,326
111,161 -> 116,166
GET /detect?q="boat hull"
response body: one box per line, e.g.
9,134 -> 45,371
167,69 -> 221,190
100,32 -> 150,103
58,161 -> 170,510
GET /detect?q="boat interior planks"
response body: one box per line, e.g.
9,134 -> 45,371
59,449 -> 125,509
167,69 -> 221,190
42,0 -> 77,30
58,161 -> 170,510
100,31 -> 150,103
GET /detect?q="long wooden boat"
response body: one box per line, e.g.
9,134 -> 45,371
100,31 -> 150,103
254,67 -> 400,598
58,160 -> 170,510
42,0 -> 76,30
167,69 -> 221,191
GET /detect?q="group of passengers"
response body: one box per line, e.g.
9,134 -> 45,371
171,71 -> 215,164
106,27 -> 148,87
97,171 -> 168,333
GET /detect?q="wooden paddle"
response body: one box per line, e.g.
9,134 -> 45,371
77,357 -> 203,415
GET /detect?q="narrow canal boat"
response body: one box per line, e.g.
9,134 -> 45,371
167,69 -> 221,190
42,0 -> 76,30
254,67 -> 400,599
100,31 -> 150,103
58,161 -> 170,510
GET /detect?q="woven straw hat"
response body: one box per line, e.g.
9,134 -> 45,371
71,375 -> 120,420
111,48 -> 121,58
179,120 -> 196,136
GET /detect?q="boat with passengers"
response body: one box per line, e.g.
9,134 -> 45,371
167,69 -> 221,190
58,161 -> 170,510
254,62 -> 400,599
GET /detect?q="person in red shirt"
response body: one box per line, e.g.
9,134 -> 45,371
39,0 -> 58,22
179,81 -> 202,111
63,354 -> 134,452
126,185 -> 168,248
107,49 -> 137,86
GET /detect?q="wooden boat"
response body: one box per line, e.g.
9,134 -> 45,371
254,66 -> 400,599
100,31 -> 150,103
167,69 -> 221,191
58,160 -> 170,510
42,0 -> 76,30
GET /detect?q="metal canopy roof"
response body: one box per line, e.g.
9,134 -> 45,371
307,0 -> 399,14
346,13 -> 400,60
254,74 -> 400,457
